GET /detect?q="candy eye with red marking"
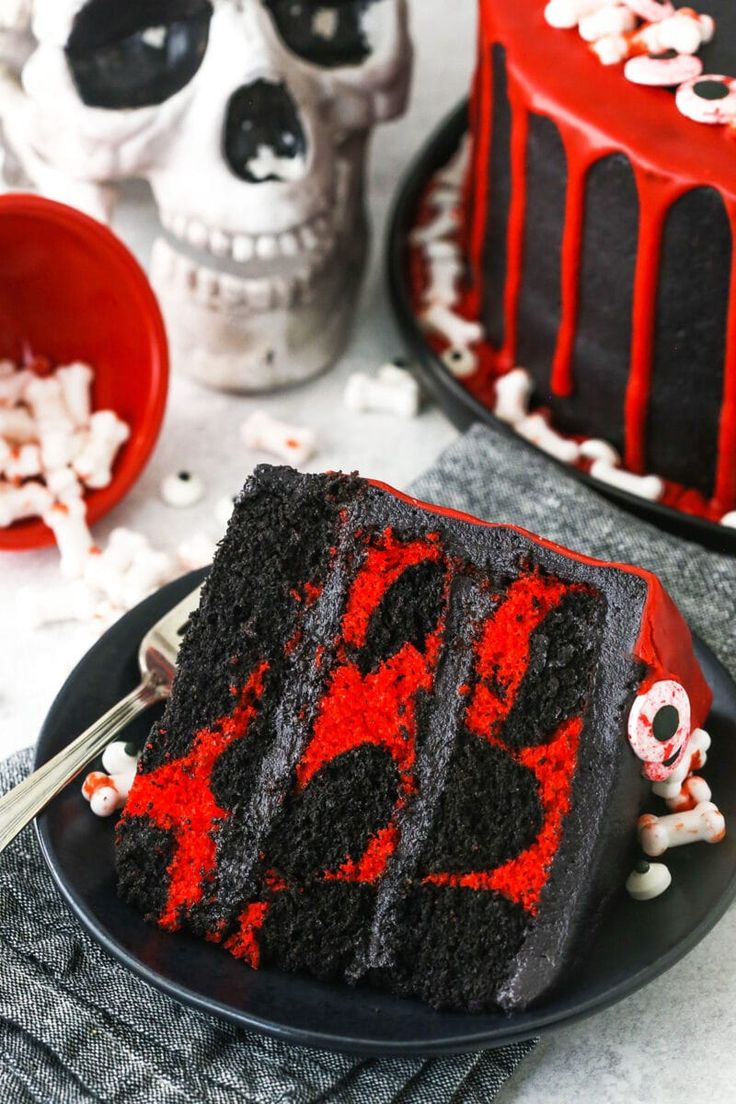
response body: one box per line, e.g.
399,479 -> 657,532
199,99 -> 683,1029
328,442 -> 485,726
676,76 -> 736,124
628,680 -> 691,781
625,50 -> 702,88
622,0 -> 674,21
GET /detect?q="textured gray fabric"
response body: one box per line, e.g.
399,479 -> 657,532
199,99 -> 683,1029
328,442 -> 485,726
0,744 -> 536,1103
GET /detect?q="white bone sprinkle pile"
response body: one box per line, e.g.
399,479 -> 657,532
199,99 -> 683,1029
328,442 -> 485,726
0,356 -> 131,572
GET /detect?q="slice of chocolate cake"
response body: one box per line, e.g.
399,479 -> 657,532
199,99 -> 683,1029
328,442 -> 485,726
116,465 -> 711,1011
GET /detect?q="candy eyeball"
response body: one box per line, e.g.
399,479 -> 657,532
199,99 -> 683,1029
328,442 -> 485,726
101,740 -> 138,776
160,470 -> 205,508
628,679 -> 691,781
676,76 -> 736,124
625,50 -> 702,88
622,0 -> 674,22
441,346 -> 478,379
90,784 -> 121,817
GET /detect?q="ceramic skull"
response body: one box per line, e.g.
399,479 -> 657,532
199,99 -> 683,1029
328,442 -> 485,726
0,0 -> 412,390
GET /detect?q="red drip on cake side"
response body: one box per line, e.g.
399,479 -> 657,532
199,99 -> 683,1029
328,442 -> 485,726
410,0 -> 736,519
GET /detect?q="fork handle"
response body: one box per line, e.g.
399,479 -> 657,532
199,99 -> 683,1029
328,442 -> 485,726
0,674 -> 166,855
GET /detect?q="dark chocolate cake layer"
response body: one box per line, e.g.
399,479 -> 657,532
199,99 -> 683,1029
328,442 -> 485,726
117,466 -> 711,1011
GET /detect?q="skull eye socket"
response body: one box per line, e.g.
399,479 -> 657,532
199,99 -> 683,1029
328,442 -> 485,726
66,0 -> 213,110
627,679 -> 691,781
262,0 -> 385,68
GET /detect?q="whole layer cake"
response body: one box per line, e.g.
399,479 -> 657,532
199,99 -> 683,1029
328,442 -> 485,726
410,0 -> 736,522
115,466 -> 711,1011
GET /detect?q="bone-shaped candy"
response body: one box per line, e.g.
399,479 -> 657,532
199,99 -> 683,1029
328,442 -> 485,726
651,728 -> 711,799
241,410 -> 317,466
0,480 -> 52,526
39,425 -> 85,471
16,578 -> 98,629
0,367 -> 33,406
344,363 -> 420,419
579,4 -> 636,41
423,254 -> 464,307
622,0 -> 674,21
638,801 -> 726,857
411,207 -> 460,247
423,303 -> 484,349
42,500 -> 94,578
73,410 -> 130,489
177,532 -> 217,572
544,0 -> 612,30
120,546 -> 176,609
579,438 -> 621,466
214,495 -> 236,529
589,460 -> 664,501
45,465 -> 84,506
3,443 -> 41,482
25,375 -> 73,432
517,413 -> 581,464
56,362 -> 94,428
591,33 -> 630,64
427,187 -> 462,214
493,368 -> 532,426
0,407 -> 36,443
633,8 -> 713,54
84,528 -> 151,606
665,775 -> 712,813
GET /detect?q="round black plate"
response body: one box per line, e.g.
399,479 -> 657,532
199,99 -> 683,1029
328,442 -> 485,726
36,574 -> 736,1056
387,100 -> 736,556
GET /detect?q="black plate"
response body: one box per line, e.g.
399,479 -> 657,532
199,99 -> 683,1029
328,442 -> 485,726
35,573 -> 736,1056
387,101 -> 736,556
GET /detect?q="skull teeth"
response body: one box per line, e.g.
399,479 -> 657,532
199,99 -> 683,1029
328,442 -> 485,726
160,211 -> 335,265
151,237 -> 332,311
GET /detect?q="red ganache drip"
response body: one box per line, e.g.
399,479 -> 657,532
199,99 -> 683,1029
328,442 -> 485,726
124,661 -> 269,931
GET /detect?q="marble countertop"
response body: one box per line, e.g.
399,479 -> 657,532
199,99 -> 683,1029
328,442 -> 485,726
1,4 -> 732,1101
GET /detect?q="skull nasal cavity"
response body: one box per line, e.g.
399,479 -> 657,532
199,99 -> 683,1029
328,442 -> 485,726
223,80 -> 308,184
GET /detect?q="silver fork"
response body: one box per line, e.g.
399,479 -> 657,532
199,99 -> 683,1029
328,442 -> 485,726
0,583 -> 203,855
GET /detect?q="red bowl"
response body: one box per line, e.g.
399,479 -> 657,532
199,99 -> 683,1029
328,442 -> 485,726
0,193 -> 168,551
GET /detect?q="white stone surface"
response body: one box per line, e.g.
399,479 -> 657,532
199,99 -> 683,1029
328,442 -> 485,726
0,6 -> 733,1101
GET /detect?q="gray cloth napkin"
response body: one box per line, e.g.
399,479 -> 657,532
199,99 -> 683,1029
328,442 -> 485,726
2,422 -> 734,1104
